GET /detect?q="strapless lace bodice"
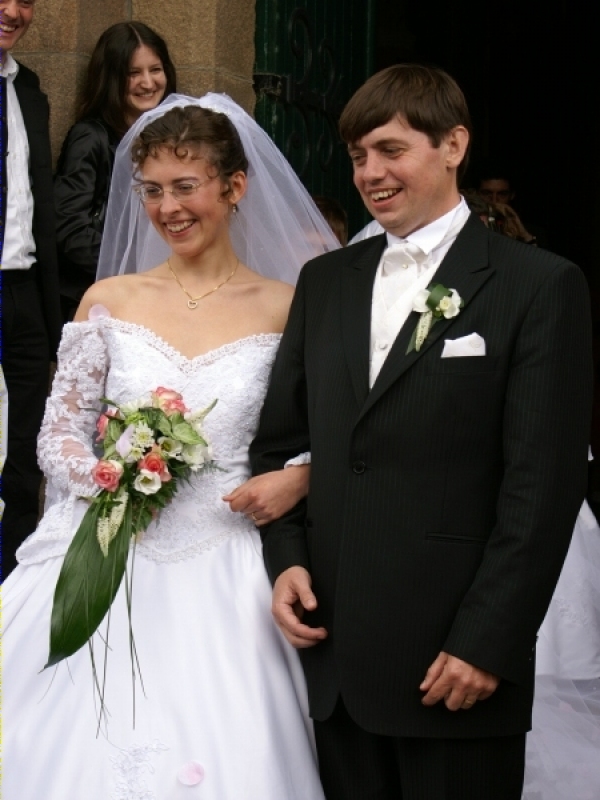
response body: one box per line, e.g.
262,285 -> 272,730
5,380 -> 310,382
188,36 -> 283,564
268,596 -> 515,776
18,317 -> 280,565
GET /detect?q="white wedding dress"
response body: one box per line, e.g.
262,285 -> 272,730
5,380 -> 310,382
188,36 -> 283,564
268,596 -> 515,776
523,500 -> 600,799
2,314 -> 325,800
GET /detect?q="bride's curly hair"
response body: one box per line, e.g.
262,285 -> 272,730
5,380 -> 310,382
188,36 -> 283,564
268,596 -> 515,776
131,105 -> 249,196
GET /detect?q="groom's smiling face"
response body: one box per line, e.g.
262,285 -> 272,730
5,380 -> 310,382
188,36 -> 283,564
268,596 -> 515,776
348,115 -> 468,238
0,0 -> 35,52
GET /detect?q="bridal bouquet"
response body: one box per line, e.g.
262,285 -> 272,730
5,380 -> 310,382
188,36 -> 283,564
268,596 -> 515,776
46,387 -> 216,669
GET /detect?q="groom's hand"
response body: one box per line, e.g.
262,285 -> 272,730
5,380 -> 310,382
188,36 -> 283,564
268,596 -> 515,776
272,567 -> 328,649
419,651 -> 499,711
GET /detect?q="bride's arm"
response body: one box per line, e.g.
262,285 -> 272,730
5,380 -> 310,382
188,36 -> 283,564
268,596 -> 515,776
37,320 -> 108,496
223,462 -> 310,525
223,281 -> 309,524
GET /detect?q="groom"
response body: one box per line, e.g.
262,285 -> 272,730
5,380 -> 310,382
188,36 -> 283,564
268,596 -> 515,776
250,65 -> 592,799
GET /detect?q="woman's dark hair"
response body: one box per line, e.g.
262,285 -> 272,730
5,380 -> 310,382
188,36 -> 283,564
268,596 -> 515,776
132,106 -> 249,195
77,22 -> 177,137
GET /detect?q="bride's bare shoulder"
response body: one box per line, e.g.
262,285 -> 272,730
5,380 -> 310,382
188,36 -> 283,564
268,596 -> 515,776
259,277 -> 295,304
252,276 -> 295,330
73,274 -> 154,322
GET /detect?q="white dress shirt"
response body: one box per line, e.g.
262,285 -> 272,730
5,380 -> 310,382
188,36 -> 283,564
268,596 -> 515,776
349,219 -> 384,244
369,198 -> 471,386
0,365 -> 7,520
1,53 -> 36,271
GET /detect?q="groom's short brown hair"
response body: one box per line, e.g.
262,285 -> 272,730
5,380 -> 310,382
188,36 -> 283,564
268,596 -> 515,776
339,64 -> 472,181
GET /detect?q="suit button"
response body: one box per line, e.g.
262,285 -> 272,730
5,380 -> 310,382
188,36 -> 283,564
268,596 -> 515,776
352,461 -> 366,474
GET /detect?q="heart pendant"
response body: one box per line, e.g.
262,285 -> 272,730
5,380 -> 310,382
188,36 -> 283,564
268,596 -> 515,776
187,300 -> 199,310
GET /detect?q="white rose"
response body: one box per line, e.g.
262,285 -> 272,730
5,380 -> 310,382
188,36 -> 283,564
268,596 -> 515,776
133,468 -> 162,495
181,442 -> 213,471
439,289 -> 462,319
412,289 -> 430,314
120,394 -> 151,415
158,436 -> 184,460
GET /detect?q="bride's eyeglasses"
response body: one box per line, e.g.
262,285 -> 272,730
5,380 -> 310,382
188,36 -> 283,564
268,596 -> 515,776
134,177 -> 215,204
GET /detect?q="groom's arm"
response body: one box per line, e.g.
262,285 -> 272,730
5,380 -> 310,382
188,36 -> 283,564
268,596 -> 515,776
442,257 -> 593,683
250,268 -> 313,582
250,269 -> 328,647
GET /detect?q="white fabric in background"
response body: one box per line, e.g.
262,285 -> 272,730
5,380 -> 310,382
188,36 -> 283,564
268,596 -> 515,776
524,500 -> 600,798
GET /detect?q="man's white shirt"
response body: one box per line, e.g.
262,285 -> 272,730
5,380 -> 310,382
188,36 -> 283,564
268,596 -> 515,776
1,53 -> 35,271
369,198 -> 471,386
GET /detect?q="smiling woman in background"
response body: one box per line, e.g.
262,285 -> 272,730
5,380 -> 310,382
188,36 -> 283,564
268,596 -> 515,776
54,21 -> 177,321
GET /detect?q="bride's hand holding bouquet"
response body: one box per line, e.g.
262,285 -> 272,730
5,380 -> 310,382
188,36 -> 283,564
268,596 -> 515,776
46,387 -> 216,668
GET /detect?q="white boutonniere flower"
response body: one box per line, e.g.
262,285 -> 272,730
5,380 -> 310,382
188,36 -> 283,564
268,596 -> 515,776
406,284 -> 463,353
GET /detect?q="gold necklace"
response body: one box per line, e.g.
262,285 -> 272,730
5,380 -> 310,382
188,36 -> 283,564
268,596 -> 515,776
167,258 -> 239,309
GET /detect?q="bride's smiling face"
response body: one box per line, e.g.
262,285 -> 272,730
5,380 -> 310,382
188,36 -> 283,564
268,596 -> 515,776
139,146 -> 246,258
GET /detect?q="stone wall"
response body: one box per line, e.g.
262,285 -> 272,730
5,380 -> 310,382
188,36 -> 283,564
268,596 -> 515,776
13,0 -> 256,161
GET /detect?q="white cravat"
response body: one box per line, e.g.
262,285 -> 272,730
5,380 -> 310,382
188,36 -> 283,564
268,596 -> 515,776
380,242 -> 428,299
369,198 -> 471,386
1,53 -> 36,271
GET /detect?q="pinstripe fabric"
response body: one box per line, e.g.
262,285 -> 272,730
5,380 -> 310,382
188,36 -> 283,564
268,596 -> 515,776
251,213 -> 593,740
314,699 -> 525,800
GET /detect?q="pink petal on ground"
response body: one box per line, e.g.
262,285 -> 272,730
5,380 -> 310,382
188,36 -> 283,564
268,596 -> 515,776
88,304 -> 111,320
177,761 -> 205,786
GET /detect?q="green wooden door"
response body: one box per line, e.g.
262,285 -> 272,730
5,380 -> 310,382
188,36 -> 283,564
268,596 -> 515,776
254,0 -> 375,237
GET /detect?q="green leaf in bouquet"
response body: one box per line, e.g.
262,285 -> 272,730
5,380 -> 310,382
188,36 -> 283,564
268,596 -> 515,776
133,502 -> 154,533
99,397 -> 120,408
148,408 -> 173,437
167,411 -> 185,427
122,410 -> 144,426
103,444 -> 117,460
45,498 -> 132,668
106,418 -> 123,444
171,422 -> 203,445
169,461 -> 189,478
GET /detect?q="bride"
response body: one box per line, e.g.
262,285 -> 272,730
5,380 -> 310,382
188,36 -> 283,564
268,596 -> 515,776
2,94 -> 338,800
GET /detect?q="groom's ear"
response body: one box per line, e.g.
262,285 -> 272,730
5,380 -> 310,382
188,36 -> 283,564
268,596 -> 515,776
443,126 -> 470,173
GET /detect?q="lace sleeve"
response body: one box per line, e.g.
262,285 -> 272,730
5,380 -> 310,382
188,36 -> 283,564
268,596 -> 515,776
37,320 -> 108,496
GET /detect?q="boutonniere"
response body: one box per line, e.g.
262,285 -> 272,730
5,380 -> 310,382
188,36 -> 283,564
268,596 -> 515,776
406,283 -> 463,354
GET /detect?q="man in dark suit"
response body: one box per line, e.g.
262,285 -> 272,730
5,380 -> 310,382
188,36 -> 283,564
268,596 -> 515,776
1,0 -> 62,577
251,65 -> 593,799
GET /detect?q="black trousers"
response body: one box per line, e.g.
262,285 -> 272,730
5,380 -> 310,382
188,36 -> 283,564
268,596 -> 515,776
314,697 -> 526,800
1,268 -> 50,578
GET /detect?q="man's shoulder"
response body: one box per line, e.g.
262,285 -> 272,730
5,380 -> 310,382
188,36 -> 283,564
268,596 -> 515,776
486,227 -> 577,277
303,234 -> 386,276
13,60 -> 41,90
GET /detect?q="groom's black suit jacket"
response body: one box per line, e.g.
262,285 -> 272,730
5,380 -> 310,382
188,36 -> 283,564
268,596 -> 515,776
251,214 -> 593,739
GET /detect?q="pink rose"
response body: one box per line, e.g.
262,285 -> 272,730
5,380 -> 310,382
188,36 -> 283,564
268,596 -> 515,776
138,450 -> 171,483
96,408 -> 119,441
152,387 -> 188,416
92,459 -> 124,492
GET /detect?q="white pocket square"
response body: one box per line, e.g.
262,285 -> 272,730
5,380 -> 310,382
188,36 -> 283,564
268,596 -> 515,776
441,333 -> 486,358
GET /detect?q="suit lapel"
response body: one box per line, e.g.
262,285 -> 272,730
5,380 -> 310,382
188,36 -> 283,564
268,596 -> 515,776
359,215 -> 494,419
341,234 -> 387,408
13,70 -> 40,145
